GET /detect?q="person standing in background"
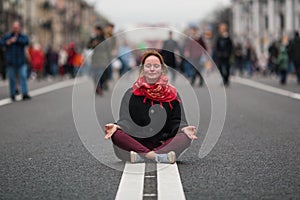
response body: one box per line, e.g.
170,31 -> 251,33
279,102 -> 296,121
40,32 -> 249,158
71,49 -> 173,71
45,45 -> 59,78
118,39 -> 132,76
289,31 -> 300,84
215,23 -> 233,86
66,42 -> 77,79
30,43 -> 45,80
244,40 -> 257,77
90,25 -> 111,95
102,22 -> 115,89
233,42 -> 244,76
58,44 -> 68,77
0,21 -> 31,101
277,41 -> 289,85
0,42 -> 5,80
184,26 -> 207,86
161,31 -> 180,81
267,41 -> 279,76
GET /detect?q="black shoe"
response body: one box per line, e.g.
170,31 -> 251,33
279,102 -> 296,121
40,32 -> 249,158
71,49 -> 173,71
11,96 -> 16,101
22,94 -> 31,100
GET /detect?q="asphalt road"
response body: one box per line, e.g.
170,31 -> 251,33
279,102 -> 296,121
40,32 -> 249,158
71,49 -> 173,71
0,74 -> 300,199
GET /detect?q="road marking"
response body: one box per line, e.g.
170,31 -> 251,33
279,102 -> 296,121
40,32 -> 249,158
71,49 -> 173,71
0,77 -> 87,107
144,175 -> 156,178
116,162 -> 186,200
143,194 -> 157,197
115,162 -> 145,200
157,163 -> 186,200
232,76 -> 300,101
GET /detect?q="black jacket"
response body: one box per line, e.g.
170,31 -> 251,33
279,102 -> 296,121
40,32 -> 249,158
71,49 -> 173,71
215,35 -> 233,61
117,88 -> 188,142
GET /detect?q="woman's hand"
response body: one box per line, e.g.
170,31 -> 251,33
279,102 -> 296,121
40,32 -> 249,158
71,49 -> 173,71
104,123 -> 120,140
181,126 -> 198,140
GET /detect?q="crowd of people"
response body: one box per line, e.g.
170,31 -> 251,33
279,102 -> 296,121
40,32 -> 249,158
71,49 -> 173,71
1,20 -> 300,102
232,31 -> 300,85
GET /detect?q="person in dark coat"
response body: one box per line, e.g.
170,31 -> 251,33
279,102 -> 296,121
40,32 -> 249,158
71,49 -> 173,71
89,25 -> 111,95
0,21 -> 31,101
289,31 -> 300,84
268,41 -> 279,75
104,50 -> 197,164
215,23 -> 233,86
161,31 -> 180,81
233,42 -> 244,76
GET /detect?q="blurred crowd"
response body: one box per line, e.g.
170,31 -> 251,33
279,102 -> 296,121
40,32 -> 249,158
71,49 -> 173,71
1,20 -> 300,101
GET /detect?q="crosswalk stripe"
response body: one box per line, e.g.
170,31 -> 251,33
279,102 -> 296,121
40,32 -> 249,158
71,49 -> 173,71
157,163 -> 186,200
115,162 -> 145,200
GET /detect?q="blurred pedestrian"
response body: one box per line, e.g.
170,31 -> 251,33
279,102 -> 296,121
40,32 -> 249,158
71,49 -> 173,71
289,31 -> 300,84
31,43 -> 45,80
118,39 -> 132,76
267,41 -> 279,75
90,25 -> 111,95
45,45 -> 59,78
26,43 -> 33,79
233,42 -> 244,76
73,51 -> 84,76
58,45 -> 68,77
161,31 -> 180,81
0,21 -> 31,101
104,50 -> 197,163
66,42 -> 77,78
102,22 -> 115,88
277,41 -> 289,85
286,35 -> 295,74
0,43 -> 5,80
184,26 -> 207,86
244,40 -> 257,77
215,23 -> 233,86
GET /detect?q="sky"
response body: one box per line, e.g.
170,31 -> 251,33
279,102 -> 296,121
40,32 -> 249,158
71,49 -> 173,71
86,0 -> 232,31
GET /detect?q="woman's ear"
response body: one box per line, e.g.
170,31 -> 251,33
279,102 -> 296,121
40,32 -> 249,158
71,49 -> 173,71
139,65 -> 144,76
162,64 -> 168,74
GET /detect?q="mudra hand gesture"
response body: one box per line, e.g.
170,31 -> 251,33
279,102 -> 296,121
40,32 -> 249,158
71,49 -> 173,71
104,123 -> 120,140
181,126 -> 198,140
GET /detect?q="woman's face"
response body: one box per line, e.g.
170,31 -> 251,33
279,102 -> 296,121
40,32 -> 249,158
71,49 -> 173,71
143,55 -> 162,84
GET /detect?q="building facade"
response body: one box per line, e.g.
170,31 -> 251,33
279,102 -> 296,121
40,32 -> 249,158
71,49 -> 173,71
1,0 -> 107,50
232,0 -> 300,58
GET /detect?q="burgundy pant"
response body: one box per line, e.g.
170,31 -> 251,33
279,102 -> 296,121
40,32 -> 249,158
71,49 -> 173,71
111,129 -> 192,161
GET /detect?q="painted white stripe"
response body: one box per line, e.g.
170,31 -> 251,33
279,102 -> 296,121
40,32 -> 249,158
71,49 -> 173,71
233,76 -> 300,101
157,163 -> 186,200
144,175 -> 156,178
143,194 -> 157,197
115,162 -> 145,200
0,77 -> 87,107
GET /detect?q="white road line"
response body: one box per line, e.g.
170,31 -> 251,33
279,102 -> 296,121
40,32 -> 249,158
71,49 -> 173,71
0,77 -> 87,107
143,194 -> 157,197
232,76 -> 300,101
157,163 -> 186,200
115,162 -> 145,200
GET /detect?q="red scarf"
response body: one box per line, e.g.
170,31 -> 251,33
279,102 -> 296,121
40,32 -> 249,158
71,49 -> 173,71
132,75 -> 180,109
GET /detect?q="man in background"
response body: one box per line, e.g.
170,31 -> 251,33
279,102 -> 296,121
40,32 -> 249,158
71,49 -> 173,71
0,21 -> 31,101
215,23 -> 233,86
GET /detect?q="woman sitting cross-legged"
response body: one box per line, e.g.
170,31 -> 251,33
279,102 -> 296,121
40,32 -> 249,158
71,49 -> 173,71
104,49 -> 197,164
